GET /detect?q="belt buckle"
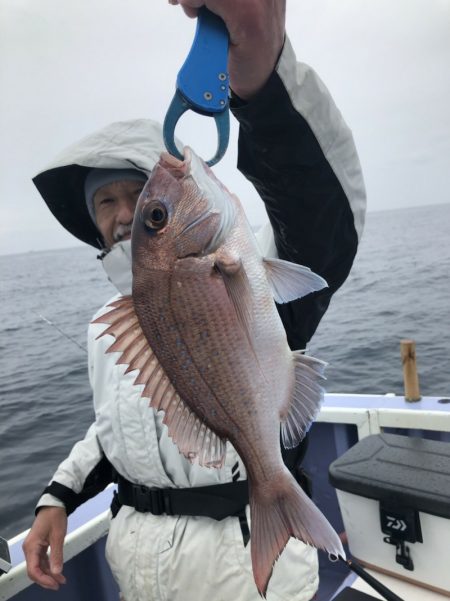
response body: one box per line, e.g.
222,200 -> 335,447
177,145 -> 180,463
149,489 -> 165,515
133,484 -> 152,513
132,484 -> 169,515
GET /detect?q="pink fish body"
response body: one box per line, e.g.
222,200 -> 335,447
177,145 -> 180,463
95,149 -> 344,595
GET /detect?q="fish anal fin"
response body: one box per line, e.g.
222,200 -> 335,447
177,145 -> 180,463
250,470 -> 344,596
262,258 -> 328,304
281,351 -> 327,450
165,397 -> 227,468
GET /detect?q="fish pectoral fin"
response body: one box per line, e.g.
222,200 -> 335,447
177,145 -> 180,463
281,351 -> 327,449
214,251 -> 253,336
262,257 -> 328,303
92,296 -> 226,468
214,253 -> 266,376
214,251 -> 242,276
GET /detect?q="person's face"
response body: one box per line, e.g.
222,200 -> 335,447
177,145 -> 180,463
93,180 -> 146,248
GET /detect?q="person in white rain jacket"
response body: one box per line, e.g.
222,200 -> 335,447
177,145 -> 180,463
23,1 -> 366,600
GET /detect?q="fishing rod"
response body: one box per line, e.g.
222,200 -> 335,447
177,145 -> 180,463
338,555 -> 405,601
31,309 -> 87,354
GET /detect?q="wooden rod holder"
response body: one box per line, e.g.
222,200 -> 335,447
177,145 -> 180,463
400,339 -> 421,402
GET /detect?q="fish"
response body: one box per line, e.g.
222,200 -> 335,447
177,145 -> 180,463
93,148 -> 344,596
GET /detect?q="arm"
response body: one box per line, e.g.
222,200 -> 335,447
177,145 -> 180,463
170,0 -> 285,101
23,421 -> 114,589
35,422 -> 113,515
22,507 -> 67,591
23,297 -> 124,589
173,1 -> 366,348
231,38 -> 366,349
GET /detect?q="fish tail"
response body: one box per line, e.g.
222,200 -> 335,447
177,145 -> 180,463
249,469 -> 344,597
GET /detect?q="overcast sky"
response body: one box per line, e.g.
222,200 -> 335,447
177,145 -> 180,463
1,0 -> 449,255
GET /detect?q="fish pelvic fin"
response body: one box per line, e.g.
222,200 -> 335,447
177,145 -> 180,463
281,351 -> 327,449
262,257 -> 328,304
92,296 -> 226,468
249,470 -> 344,597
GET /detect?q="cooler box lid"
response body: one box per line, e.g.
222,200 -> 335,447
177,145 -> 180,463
329,433 -> 450,519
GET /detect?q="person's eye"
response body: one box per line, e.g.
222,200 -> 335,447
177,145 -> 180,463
99,197 -> 114,207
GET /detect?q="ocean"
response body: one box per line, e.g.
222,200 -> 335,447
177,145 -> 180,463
1,203 -> 449,540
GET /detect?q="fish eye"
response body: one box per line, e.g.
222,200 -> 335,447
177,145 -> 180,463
142,201 -> 168,231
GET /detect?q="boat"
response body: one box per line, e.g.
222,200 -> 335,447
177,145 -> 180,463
1,392 -> 449,601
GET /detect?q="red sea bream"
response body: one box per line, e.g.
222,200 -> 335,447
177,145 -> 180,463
94,148 -> 344,595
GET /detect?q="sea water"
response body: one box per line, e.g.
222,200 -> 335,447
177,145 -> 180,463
0,203 -> 449,539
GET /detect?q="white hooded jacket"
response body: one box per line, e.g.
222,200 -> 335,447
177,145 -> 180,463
34,37 -> 365,601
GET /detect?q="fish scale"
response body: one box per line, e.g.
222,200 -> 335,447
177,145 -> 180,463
169,260 -> 283,454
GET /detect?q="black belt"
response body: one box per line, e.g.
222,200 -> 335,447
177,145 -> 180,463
114,436 -> 311,522
116,474 -> 249,521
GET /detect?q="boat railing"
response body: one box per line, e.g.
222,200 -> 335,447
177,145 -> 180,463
1,393 -> 449,600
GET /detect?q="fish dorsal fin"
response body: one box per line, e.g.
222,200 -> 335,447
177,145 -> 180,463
262,258 -> 328,303
92,296 -> 226,468
281,351 -> 327,449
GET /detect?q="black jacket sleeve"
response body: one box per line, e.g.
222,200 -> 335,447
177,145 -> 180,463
231,39 -> 366,350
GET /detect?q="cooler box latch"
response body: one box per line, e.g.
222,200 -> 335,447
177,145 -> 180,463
380,502 -> 422,572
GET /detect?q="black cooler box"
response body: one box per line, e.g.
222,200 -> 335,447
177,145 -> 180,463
329,433 -> 450,596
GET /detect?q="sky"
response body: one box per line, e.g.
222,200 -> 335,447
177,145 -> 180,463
1,0 -> 449,255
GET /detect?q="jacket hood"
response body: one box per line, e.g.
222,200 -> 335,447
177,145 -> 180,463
32,119 -> 167,249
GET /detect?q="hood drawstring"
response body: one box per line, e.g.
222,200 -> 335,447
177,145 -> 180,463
101,239 -> 133,295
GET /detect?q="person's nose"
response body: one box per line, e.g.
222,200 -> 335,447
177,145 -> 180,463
116,196 -> 136,225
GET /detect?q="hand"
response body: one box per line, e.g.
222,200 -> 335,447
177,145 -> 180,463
22,507 -> 67,590
169,0 -> 286,100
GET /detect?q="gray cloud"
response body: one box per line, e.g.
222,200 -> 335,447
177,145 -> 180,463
1,0 -> 449,254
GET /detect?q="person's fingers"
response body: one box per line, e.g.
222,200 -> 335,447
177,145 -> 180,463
40,548 -> 66,585
176,0 -> 204,7
55,572 -> 67,585
181,6 -> 199,18
26,547 -> 60,590
168,0 -> 201,18
49,530 -> 66,580
23,507 -> 68,590
41,554 -> 51,573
